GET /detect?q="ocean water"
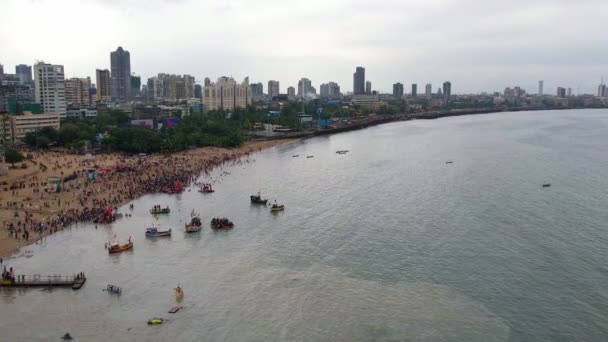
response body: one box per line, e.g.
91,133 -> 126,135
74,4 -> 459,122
2,109 -> 608,341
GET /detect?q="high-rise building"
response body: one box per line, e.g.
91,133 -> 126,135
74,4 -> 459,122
250,83 -> 264,98
110,46 -> 131,101
65,77 -> 91,107
320,83 -> 330,98
538,80 -> 544,95
567,88 -> 572,97
34,62 -> 66,115
203,77 -> 251,111
131,75 -> 141,97
96,69 -> 111,101
204,77 -> 211,87
0,64 -> 3,76
194,84 -> 202,99
557,87 -> 566,98
15,64 -> 32,84
425,84 -> 432,98
365,81 -> 372,94
392,83 -> 404,98
353,67 -> 365,95
597,83 -> 607,97
442,81 -> 451,102
327,82 -> 340,98
297,78 -> 313,98
184,75 -> 195,99
268,80 -> 280,97
411,83 -> 417,97
287,86 -> 295,99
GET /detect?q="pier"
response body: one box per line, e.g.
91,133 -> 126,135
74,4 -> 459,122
1,272 -> 86,290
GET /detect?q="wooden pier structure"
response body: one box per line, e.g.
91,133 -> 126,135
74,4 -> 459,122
1,272 -> 86,290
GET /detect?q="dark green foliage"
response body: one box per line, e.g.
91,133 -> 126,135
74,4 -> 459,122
5,148 -> 24,165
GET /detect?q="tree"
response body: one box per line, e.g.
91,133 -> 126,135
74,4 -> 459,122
5,148 -> 24,166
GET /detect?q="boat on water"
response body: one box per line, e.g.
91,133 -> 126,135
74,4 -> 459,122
185,214 -> 202,233
336,150 -> 349,154
270,204 -> 285,212
145,227 -> 172,237
306,156 -> 314,158
107,241 -> 133,254
150,205 -> 170,215
445,161 -> 454,164
292,155 -> 299,157
211,217 -> 234,229
199,183 -> 215,193
148,318 -> 164,325
542,183 -> 551,188
250,192 -> 268,204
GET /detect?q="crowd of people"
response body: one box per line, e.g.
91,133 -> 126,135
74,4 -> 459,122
0,146 -> 264,256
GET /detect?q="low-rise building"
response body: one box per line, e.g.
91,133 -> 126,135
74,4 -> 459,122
11,111 -> 60,142
64,108 -> 97,120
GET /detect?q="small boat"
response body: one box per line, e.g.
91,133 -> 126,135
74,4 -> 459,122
147,318 -> 164,325
108,241 -> 133,254
445,161 -> 454,164
250,193 -> 268,204
292,155 -> 299,157
211,218 -> 234,229
150,206 -> 171,215
336,150 -> 349,154
168,306 -> 182,314
185,215 -> 202,233
105,284 -> 122,295
306,156 -> 314,158
270,204 -> 285,212
542,183 -> 551,188
145,227 -> 172,237
199,183 -> 215,193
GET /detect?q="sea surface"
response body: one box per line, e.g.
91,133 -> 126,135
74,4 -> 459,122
2,109 -> 608,341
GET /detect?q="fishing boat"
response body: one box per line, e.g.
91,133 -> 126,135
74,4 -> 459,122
145,227 -> 172,237
211,217 -> 234,229
292,155 -> 299,157
542,183 -> 551,188
185,214 -> 202,233
150,205 -> 170,215
306,156 -> 314,158
336,150 -> 349,154
250,192 -> 268,204
108,241 -> 133,254
199,183 -> 215,193
147,318 -> 164,325
270,204 -> 285,212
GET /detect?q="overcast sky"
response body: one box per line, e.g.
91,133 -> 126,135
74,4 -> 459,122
1,0 -> 607,94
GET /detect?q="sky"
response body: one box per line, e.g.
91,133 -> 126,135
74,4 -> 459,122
1,0 -> 607,95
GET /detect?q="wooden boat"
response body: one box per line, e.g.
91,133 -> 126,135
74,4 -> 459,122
185,216 -> 202,233
250,194 -> 268,204
336,150 -> 349,154
199,183 -> 215,193
168,306 -> 182,314
292,155 -> 299,157
150,207 -> 170,215
210,218 -> 234,229
445,161 -> 454,164
145,227 -> 172,237
270,204 -> 285,212
108,241 -> 133,253
105,284 -> 122,295
306,156 -> 314,158
542,183 -> 551,188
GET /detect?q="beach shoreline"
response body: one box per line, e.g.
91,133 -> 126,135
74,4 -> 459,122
0,138 -> 299,259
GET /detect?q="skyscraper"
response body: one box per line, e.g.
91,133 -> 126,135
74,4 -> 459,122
557,87 -> 566,98
287,86 -> 295,99
96,69 -> 111,101
297,78 -> 313,98
425,84 -> 432,98
34,62 -> 66,115
204,77 -> 211,87
131,75 -> 142,98
194,84 -> 202,99
110,46 -> 131,101
328,82 -> 340,98
365,81 -> 372,94
250,83 -> 264,98
353,67 -> 365,95
0,64 -> 3,76
203,77 -> 251,111
15,64 -> 32,84
567,88 -> 572,97
320,83 -> 329,98
411,83 -> 417,97
268,80 -> 280,97
538,80 -> 544,95
598,83 -> 606,97
392,83 -> 404,98
442,81 -> 451,102
65,77 -> 91,107
183,75 -> 195,98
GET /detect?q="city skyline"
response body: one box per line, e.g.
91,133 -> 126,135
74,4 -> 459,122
1,0 -> 607,94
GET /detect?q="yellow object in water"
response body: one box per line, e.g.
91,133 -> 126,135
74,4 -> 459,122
147,318 -> 163,325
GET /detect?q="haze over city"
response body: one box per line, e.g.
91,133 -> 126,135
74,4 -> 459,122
2,0 -> 607,94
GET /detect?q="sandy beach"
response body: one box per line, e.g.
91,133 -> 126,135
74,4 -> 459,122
0,139 -> 297,259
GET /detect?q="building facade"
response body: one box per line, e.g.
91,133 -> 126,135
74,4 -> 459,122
557,87 -> 566,98
365,81 -> 372,94
96,69 -> 111,101
297,78 -> 313,98
15,64 -> 32,84
539,80 -> 544,95
34,62 -> 66,115
268,80 -> 280,97
425,83 -> 432,98
203,77 -> 251,111
411,83 -> 417,97
442,81 -> 451,103
11,112 -> 60,142
110,46 -> 131,102
250,83 -> 264,98
353,67 -> 365,95
392,83 -> 404,98
65,77 -> 91,107
287,86 -> 295,99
